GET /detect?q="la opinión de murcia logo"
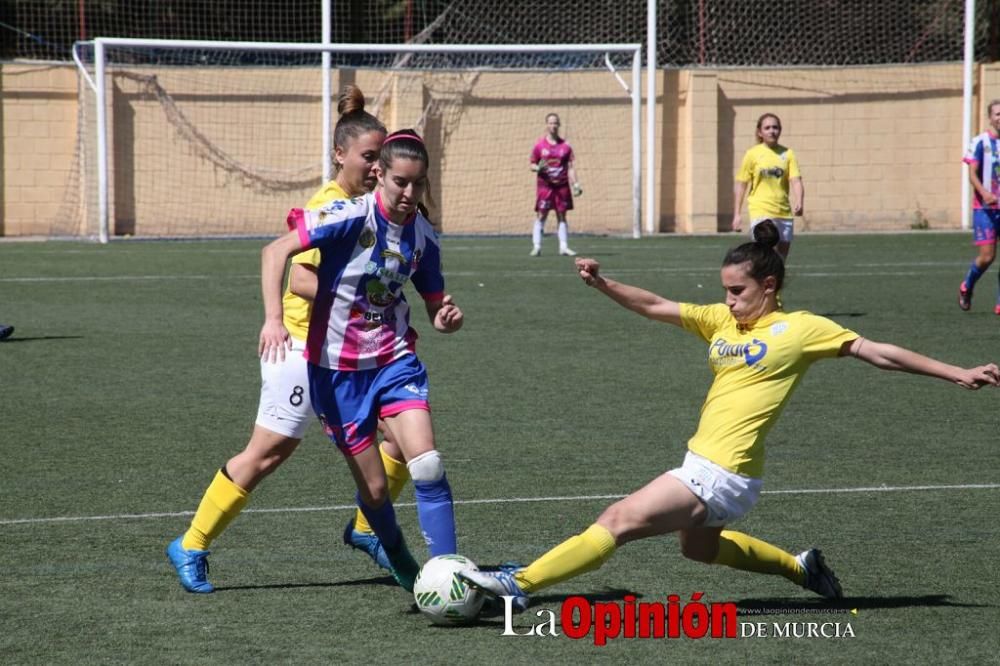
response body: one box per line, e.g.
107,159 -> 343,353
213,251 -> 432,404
498,593 -> 856,645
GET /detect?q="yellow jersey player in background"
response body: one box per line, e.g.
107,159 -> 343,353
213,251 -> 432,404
733,113 -> 803,259
461,221 -> 999,610
167,85 -> 416,593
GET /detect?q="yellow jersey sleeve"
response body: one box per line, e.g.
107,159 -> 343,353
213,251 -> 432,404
786,148 -> 801,179
292,248 -> 320,267
736,149 -> 754,183
680,303 -> 731,342
798,312 -> 858,359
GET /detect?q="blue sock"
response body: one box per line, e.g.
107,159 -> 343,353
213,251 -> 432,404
356,493 -> 401,550
964,262 -> 986,290
414,475 -> 457,556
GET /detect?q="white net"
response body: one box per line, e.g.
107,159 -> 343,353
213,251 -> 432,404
6,0 -> 993,65
70,43 -> 638,238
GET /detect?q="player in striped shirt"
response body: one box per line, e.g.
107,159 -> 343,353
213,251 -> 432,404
958,99 -> 1000,313
167,87 -> 420,593
259,130 -> 464,592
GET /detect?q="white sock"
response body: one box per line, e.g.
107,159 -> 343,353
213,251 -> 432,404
532,220 -> 544,249
557,221 -> 570,250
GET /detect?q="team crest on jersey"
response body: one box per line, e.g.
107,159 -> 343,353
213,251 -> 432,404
770,321 -> 789,336
366,280 -> 394,307
541,148 -> 550,157
359,228 -> 376,249
411,249 -> 422,270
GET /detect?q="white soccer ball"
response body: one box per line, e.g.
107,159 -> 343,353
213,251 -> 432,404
413,554 -> 485,625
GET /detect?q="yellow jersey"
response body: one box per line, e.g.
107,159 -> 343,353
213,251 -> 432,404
736,143 -> 801,219
679,303 -> 857,478
281,180 -> 352,341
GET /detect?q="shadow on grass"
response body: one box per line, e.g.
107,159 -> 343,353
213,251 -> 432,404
737,594 -> 992,614
815,312 -> 866,318
215,574 -> 398,591
0,335 -> 85,343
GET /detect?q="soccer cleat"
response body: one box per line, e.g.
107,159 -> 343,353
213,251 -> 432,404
383,534 -> 420,593
342,517 -> 391,571
958,283 -> 972,311
559,247 -> 577,257
166,536 -> 214,593
994,304 -> 1000,316
0,324 -> 13,341
458,569 -> 529,612
796,548 -> 843,599
529,247 -> 541,257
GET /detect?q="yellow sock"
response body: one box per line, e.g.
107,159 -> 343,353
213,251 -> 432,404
712,530 -> 804,585
515,524 -> 617,593
353,445 -> 410,534
182,469 -> 249,551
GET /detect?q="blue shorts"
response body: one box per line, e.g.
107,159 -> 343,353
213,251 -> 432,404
973,208 -> 1000,246
308,354 -> 430,456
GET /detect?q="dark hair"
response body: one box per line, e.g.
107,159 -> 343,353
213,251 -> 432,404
723,220 -> 785,291
546,112 -> 560,123
379,128 -> 429,171
755,112 -> 781,143
333,85 -> 386,172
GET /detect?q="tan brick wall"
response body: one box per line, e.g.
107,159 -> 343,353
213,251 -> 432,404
3,61 -> 999,237
0,64 -> 79,236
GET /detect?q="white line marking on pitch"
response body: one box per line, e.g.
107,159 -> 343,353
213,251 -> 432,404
1,483 -> 997,527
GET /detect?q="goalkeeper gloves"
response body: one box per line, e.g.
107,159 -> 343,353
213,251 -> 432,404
530,163 -> 541,172
572,182 -> 583,197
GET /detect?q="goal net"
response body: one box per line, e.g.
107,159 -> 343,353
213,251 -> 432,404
71,39 -> 641,241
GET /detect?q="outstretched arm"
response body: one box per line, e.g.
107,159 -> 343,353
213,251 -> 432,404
260,230 -> 302,361
842,337 -> 1000,390
576,257 -> 682,326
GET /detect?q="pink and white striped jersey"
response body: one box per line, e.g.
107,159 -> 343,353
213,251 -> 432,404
530,137 -> 574,186
287,191 -> 445,371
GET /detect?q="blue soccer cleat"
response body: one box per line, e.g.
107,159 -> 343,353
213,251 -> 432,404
459,569 -> 529,612
797,548 -> 843,599
0,325 -> 13,341
166,536 -> 214,593
383,534 -> 420,593
342,517 -> 392,571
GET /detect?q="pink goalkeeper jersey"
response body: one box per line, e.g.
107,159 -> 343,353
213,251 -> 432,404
287,192 -> 445,371
531,137 -> 574,186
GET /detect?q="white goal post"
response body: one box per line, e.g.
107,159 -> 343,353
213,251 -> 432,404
75,38 -> 643,243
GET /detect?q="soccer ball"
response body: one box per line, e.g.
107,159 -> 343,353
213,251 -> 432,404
413,554 -> 485,625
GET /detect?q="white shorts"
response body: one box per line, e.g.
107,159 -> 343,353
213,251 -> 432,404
751,217 -> 793,244
255,337 -> 313,439
667,451 -> 763,527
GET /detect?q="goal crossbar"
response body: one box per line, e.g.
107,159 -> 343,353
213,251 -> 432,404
77,38 -> 643,242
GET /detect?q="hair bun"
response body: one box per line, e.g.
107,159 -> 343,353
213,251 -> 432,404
752,219 -> 781,250
337,85 -> 366,116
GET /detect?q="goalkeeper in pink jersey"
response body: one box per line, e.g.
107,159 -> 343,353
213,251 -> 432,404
530,113 -> 582,257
